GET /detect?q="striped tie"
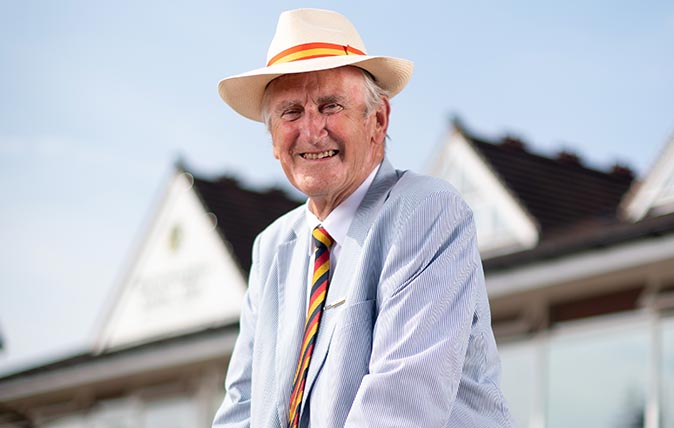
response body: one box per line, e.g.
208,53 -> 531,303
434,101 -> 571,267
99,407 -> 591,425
287,226 -> 334,428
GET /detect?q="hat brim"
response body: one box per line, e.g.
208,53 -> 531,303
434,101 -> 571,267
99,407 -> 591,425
218,55 -> 413,122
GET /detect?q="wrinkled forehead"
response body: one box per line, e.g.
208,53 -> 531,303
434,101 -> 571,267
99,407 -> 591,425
264,66 -> 365,102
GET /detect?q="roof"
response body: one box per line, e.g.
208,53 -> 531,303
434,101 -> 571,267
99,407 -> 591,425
484,211 -> 674,272
188,171 -> 302,274
449,120 -> 674,271
0,324 -> 238,382
0,325 -> 241,406
457,122 -> 635,240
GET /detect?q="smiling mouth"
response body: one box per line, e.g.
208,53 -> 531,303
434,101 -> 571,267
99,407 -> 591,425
300,150 -> 338,160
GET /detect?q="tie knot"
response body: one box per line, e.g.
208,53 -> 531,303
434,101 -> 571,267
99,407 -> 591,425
312,226 -> 334,250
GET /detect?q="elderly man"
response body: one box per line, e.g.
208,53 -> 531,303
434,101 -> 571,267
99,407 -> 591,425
212,8 -> 512,428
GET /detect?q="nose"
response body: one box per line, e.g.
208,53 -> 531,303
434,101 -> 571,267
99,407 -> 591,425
298,108 -> 328,144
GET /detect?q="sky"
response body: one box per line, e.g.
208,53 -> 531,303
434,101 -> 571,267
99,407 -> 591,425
1,0 -> 673,374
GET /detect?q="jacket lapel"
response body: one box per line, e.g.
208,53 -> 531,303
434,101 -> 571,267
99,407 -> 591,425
275,218 -> 310,428
301,159 -> 400,410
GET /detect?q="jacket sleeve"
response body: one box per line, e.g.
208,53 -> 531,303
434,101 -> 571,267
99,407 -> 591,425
345,190 -> 486,427
212,236 -> 261,428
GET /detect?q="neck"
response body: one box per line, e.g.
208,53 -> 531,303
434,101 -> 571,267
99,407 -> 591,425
306,155 -> 384,220
307,194 -> 347,221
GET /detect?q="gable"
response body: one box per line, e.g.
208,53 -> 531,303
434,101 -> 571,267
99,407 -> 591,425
623,131 -> 674,220
96,170 -> 247,351
191,175 -> 301,274
428,130 -> 539,257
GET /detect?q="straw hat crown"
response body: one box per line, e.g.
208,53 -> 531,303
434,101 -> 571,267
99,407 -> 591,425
218,8 -> 413,122
266,9 -> 367,65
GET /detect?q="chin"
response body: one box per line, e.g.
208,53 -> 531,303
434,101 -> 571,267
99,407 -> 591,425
298,187 -> 330,198
294,176 -> 334,195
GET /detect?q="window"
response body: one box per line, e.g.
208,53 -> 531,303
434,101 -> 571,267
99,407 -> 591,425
661,316 -> 674,428
90,398 -> 138,428
143,396 -> 198,428
42,414 -> 87,428
499,341 -> 537,428
546,320 -> 649,428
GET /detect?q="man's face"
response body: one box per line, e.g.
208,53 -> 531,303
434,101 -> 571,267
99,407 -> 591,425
265,67 -> 389,216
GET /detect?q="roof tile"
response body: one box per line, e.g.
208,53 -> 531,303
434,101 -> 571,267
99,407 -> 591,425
190,174 -> 301,274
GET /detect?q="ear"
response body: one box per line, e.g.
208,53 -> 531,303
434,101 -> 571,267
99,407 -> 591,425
373,97 -> 391,145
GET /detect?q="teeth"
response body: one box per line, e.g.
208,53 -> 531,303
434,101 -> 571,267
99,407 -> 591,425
302,150 -> 336,160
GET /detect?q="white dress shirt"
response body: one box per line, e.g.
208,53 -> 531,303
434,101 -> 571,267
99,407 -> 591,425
303,164 -> 380,309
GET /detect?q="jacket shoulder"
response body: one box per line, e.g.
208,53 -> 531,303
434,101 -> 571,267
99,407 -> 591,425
254,203 -> 305,248
391,170 -> 468,209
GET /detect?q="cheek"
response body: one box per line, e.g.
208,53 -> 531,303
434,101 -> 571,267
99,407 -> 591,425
271,129 -> 289,160
270,125 -> 298,160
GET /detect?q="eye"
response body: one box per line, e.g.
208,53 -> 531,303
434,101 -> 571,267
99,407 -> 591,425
280,108 -> 302,122
320,103 -> 343,114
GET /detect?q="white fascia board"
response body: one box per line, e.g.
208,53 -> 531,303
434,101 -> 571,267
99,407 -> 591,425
0,329 -> 238,403
624,131 -> 674,221
440,132 -> 539,250
486,232 -> 674,298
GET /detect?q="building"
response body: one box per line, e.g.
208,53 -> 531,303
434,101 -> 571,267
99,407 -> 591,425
1,121 -> 673,427
429,119 -> 674,428
0,166 -> 300,428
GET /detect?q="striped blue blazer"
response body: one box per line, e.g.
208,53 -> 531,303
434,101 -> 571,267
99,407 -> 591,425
213,159 -> 513,427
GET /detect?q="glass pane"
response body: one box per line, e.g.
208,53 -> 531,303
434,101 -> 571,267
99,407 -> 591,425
212,389 -> 226,422
144,396 -> 197,428
499,341 -> 536,428
662,317 -> 674,428
547,321 -> 649,428
90,398 -> 137,428
43,414 -> 87,428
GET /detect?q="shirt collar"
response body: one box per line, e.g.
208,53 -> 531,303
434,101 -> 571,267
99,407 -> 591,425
305,163 -> 381,247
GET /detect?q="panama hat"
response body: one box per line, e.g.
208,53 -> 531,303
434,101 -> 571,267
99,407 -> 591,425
218,8 -> 414,122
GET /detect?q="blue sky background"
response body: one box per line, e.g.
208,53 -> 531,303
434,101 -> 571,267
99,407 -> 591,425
1,0 -> 673,373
